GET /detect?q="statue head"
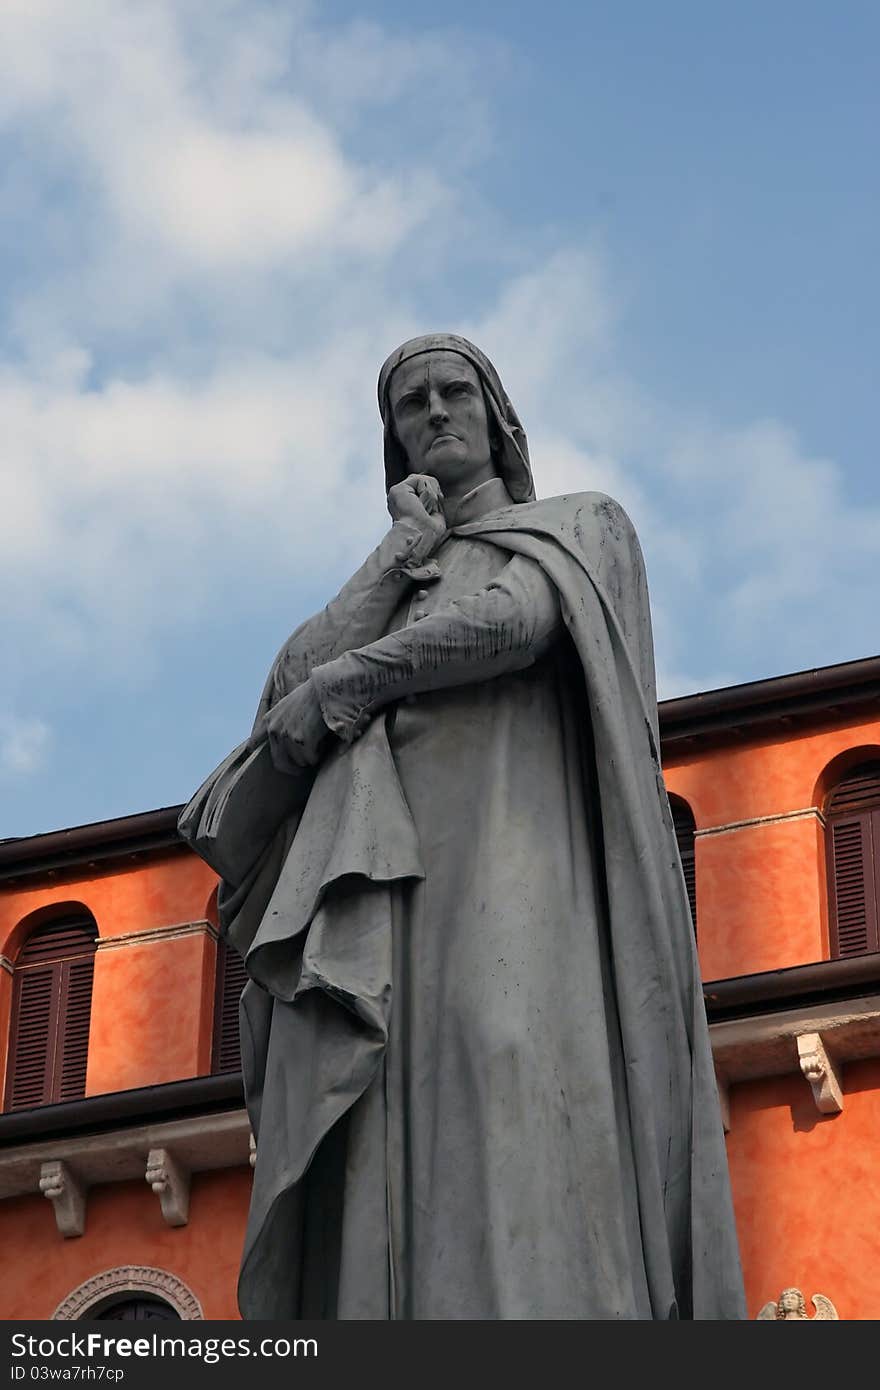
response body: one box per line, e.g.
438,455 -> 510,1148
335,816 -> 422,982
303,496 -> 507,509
778,1288 -> 807,1319
378,334 -> 535,504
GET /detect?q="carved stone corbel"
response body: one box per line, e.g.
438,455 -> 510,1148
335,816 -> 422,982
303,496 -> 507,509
39,1160 -> 86,1238
145,1147 -> 190,1226
797,1032 -> 843,1114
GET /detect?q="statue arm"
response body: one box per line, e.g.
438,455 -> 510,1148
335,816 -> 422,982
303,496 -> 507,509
253,519 -> 442,728
309,554 -> 561,743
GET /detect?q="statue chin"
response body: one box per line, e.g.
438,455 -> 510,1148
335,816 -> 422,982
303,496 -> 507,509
424,440 -> 467,474
422,447 -> 496,498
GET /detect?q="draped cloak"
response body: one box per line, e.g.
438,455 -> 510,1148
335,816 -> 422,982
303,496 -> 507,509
179,486 -> 746,1321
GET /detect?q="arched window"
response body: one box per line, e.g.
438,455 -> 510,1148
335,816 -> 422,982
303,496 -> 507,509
670,796 -> 697,934
53,1266 -> 203,1321
825,761 -> 880,958
211,937 -> 247,1075
4,914 -> 98,1111
95,1296 -> 180,1321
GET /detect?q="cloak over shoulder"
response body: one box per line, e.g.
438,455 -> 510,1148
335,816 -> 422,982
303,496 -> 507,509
179,490 -> 746,1320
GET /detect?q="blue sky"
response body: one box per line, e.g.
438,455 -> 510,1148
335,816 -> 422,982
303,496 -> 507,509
1,0 -> 878,837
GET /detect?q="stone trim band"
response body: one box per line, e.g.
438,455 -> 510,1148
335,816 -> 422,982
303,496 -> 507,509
696,806 -> 824,838
95,919 -> 218,950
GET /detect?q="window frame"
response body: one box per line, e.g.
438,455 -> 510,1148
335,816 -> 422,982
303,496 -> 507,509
4,915 -> 98,1111
825,763 -> 880,959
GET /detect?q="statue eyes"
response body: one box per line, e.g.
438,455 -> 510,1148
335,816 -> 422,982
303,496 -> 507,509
396,382 -> 472,413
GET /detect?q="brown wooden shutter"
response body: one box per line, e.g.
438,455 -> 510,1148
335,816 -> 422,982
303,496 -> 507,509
4,917 -> 97,1111
671,797 -> 697,934
212,938 -> 248,1074
826,764 -> 880,958
57,956 -> 96,1102
5,966 -> 57,1111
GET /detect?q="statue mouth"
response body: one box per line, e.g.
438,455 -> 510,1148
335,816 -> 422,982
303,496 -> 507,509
429,433 -> 461,447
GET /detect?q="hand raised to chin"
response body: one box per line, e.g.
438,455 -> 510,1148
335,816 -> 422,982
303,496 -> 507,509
387,473 -> 447,539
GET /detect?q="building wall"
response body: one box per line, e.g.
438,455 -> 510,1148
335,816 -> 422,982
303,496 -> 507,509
665,708 -> 880,1319
2,700 -> 879,1319
0,849 -> 230,1321
0,852 -> 219,1095
725,1059 -> 880,1321
0,1171 -> 249,1320
664,713 -> 880,979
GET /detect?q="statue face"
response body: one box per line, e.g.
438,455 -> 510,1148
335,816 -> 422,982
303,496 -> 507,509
388,350 -> 495,496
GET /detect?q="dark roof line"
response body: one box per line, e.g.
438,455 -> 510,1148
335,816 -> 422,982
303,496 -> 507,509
0,806 -> 186,882
703,950 -> 880,1021
660,652 -> 880,746
0,1072 -> 243,1147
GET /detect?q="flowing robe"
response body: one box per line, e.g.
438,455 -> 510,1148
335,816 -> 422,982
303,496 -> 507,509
180,479 -> 745,1320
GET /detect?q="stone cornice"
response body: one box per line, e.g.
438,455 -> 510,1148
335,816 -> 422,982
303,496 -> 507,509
3,990 -> 878,1203
710,995 -> 880,1082
0,1107 -> 252,1204
711,994 -> 880,1123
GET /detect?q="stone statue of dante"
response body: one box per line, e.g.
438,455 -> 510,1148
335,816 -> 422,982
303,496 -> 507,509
180,333 -> 746,1320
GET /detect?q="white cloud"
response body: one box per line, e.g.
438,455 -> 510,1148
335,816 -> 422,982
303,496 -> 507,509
0,0 -> 465,695
464,250 -> 614,413
0,344 -> 390,666
655,418 -> 880,672
0,0 -> 450,301
464,255 -> 880,688
4,243 -> 877,707
0,714 -> 52,778
0,0 -> 877,743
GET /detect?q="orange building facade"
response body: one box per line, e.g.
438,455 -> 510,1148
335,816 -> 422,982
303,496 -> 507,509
2,655 -> 880,1320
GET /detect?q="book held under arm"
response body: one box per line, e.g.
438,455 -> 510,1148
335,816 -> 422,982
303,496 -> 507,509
177,736 -> 311,886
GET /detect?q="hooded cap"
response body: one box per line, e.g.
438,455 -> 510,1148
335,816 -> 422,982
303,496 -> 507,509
377,333 -> 535,503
